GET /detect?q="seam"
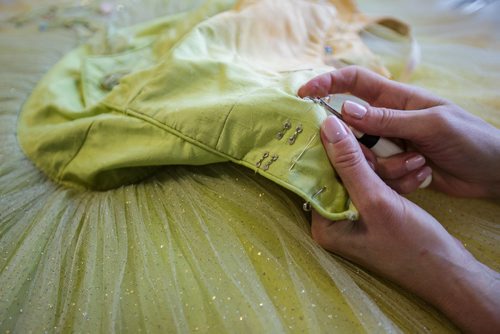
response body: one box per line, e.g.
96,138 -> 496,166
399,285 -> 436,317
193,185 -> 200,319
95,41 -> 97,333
102,90 -> 322,154
85,41 -> 153,60
112,104 -> 229,158
100,102 -> 353,220
110,93 -> 321,147
120,85 -> 264,152
215,101 -> 236,150
58,121 -> 95,182
102,95 -> 323,167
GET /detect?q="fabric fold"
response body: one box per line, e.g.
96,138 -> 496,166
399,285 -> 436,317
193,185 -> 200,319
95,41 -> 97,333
18,0 -> 411,220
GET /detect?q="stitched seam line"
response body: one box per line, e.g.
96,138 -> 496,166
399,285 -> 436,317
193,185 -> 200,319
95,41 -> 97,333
58,120 -> 95,182
100,102 -> 351,221
215,102 -> 235,150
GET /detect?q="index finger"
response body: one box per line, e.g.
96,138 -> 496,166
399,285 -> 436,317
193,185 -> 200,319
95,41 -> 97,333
298,66 -> 443,110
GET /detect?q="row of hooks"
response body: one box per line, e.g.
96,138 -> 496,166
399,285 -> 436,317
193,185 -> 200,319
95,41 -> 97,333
255,152 -> 279,171
276,120 -> 303,145
260,119 -> 327,211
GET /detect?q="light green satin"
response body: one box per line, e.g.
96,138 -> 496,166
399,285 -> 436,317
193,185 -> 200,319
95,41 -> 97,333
18,0 -> 405,221
2,0 -> 499,333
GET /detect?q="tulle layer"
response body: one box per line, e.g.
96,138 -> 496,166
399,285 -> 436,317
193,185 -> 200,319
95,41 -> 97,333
1,0 -> 498,332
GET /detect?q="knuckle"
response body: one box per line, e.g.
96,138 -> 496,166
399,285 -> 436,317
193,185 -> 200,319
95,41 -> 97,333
333,145 -> 365,171
428,107 -> 448,125
372,106 -> 396,128
340,66 -> 365,89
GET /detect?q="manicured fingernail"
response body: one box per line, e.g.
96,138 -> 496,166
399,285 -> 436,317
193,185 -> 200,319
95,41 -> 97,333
416,166 -> 432,182
406,155 -> 426,171
343,100 -> 367,119
322,116 -> 347,143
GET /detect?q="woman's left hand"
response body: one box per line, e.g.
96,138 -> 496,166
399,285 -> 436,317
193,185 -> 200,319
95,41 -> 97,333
310,114 -> 500,333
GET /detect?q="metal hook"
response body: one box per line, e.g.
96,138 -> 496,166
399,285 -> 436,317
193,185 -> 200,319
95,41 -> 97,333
288,124 -> 303,145
256,152 -> 269,168
276,120 -> 292,140
302,186 -> 327,212
262,154 -> 279,171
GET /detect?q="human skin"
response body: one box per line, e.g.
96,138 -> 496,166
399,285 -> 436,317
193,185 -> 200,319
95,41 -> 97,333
299,66 -> 500,198
298,66 -> 500,333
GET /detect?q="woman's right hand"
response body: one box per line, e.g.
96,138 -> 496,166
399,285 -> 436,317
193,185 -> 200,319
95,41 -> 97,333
298,66 -> 500,198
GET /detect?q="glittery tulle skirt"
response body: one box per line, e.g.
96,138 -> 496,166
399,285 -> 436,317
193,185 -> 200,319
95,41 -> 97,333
1,0 -> 499,332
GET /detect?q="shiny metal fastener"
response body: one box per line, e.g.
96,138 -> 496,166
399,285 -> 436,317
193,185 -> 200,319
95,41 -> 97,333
276,120 -> 292,140
288,124 -> 303,145
262,154 -> 279,171
302,186 -> 327,212
256,152 -> 270,168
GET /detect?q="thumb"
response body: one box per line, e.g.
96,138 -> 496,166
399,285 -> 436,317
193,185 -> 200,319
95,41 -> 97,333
341,100 -> 430,141
321,116 -> 386,205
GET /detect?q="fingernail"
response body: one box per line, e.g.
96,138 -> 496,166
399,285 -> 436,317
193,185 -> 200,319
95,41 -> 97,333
322,116 -> 348,143
343,100 -> 367,119
416,166 -> 432,182
406,155 -> 426,171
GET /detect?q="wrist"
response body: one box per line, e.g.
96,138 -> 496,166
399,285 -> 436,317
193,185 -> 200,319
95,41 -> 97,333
393,233 -> 500,333
429,255 -> 500,333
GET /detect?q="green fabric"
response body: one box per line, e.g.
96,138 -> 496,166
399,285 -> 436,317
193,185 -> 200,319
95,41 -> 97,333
19,0 -> 380,221
3,0 -> 499,333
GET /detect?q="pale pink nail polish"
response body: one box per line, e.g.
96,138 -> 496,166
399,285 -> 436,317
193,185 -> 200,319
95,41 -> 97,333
406,155 -> 426,171
322,116 -> 347,143
343,100 -> 367,119
416,166 -> 432,182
